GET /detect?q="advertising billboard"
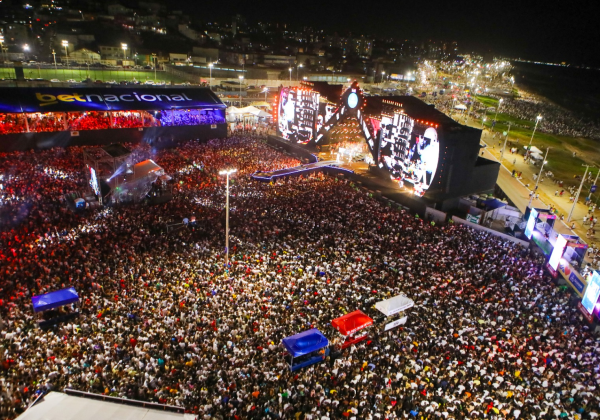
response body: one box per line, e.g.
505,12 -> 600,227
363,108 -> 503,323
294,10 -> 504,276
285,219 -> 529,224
378,114 -> 440,196
548,234 -> 568,271
277,87 -> 319,143
582,271 -> 600,315
524,208 -> 538,239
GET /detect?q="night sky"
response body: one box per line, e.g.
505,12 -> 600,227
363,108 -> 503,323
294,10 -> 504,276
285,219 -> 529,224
175,0 -> 600,67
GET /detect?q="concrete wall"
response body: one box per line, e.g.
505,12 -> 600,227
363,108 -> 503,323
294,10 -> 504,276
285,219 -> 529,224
452,216 -> 530,247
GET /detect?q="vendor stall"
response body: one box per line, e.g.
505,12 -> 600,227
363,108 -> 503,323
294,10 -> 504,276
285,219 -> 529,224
331,310 -> 373,349
375,294 -> 414,331
31,287 -> 80,327
281,329 -> 329,371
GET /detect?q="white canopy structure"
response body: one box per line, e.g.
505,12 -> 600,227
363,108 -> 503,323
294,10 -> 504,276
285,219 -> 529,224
375,294 -> 415,317
523,145 -> 543,155
16,392 -> 194,420
454,104 -> 467,110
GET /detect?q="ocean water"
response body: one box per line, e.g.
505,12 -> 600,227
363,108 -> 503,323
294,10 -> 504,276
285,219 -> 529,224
510,61 -> 600,122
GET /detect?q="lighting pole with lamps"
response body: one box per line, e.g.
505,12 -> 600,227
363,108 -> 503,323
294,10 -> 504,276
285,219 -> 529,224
568,165 -> 593,222
526,115 -> 543,153
208,62 -> 213,89
62,40 -> 69,68
262,87 -> 268,102
493,98 -> 503,129
528,147 -> 550,209
52,49 -> 57,70
0,35 -> 4,63
481,117 -> 486,129
588,170 -> 600,202
297,64 -> 302,81
381,71 -> 385,84
219,168 -> 237,268
499,122 -> 511,164
151,53 -> 157,80
121,43 -> 128,64
288,67 -> 292,83
238,75 -> 243,107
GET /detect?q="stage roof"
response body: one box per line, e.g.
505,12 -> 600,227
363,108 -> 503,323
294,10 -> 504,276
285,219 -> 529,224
332,310 -> 373,336
31,287 -> 79,313
282,329 -> 329,357
0,87 -> 226,113
364,96 -> 462,128
16,392 -> 194,420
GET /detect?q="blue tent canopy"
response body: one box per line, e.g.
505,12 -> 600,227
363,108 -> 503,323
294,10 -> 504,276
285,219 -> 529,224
482,198 -> 507,211
282,329 -> 329,358
31,287 -> 79,313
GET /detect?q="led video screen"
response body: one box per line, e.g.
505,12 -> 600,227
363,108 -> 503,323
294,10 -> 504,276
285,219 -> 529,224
277,87 -> 319,143
378,113 -> 440,196
582,271 -> 600,315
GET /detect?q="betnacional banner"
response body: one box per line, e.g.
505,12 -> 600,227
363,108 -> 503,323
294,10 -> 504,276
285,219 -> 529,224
0,87 -> 225,113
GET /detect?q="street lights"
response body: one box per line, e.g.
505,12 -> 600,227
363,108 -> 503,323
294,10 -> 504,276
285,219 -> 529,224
151,53 -> 157,80
481,117 -> 486,129
381,71 -> 385,84
62,40 -> 69,68
219,168 -> 237,268
0,35 -> 5,63
288,67 -> 292,83
52,49 -> 57,70
527,147 -> 550,208
297,64 -> 302,81
526,115 -> 543,153
568,164 -> 593,222
493,98 -> 503,129
23,44 -> 29,52
208,62 -> 213,89
238,75 -> 243,107
499,122 -> 511,164
121,43 -> 127,63
262,87 -> 268,102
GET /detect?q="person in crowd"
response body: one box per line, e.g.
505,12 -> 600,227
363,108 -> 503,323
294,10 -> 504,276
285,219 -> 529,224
0,137 -> 599,420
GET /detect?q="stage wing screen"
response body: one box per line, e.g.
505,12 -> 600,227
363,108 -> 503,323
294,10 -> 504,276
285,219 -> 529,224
378,114 -> 440,196
277,88 -> 319,143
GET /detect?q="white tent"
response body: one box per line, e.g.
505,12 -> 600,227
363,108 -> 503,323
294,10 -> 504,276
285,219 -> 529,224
454,104 -> 467,110
375,294 -> 414,316
523,145 -> 543,155
16,392 -> 194,420
226,106 -> 241,114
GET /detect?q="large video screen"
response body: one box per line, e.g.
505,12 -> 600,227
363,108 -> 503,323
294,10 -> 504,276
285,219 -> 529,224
277,87 -> 319,143
524,208 -> 538,239
378,113 -> 440,196
582,271 -> 600,315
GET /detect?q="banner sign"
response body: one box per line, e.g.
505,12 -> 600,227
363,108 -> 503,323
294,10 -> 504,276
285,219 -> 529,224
0,87 -> 226,113
577,301 -> 594,323
384,316 -> 408,331
557,260 -> 587,297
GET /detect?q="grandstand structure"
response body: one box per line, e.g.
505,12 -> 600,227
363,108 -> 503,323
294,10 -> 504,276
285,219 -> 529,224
0,86 -> 227,151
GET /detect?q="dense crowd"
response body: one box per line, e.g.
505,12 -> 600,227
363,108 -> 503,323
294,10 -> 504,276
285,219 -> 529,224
158,110 -> 226,127
0,109 -> 226,135
1,137 -> 600,420
483,97 -> 600,140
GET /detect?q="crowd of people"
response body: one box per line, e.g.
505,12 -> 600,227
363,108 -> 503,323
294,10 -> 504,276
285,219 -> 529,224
482,97 -> 600,140
0,109 -> 228,135
158,110 -> 226,127
1,137 -> 600,420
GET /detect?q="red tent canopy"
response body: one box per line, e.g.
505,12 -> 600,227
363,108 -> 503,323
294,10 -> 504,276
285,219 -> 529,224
332,310 -> 373,336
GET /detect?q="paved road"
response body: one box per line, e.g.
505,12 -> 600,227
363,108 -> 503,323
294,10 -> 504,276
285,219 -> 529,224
460,115 -> 598,245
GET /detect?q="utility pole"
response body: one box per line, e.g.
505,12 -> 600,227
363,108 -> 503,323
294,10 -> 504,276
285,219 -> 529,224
499,122 -> 511,164
588,170 -> 600,201
568,164 -> 592,222
527,147 -> 550,209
